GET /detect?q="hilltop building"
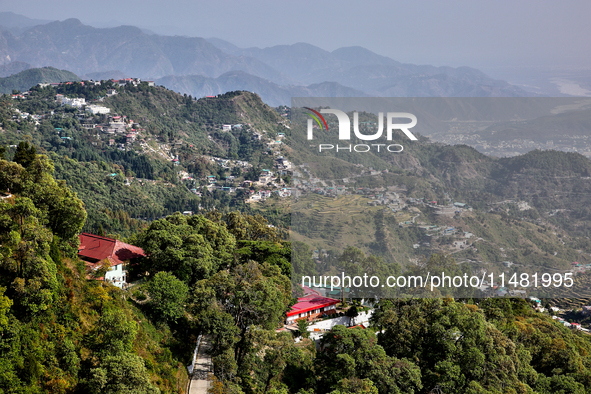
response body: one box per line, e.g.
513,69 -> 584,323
78,233 -> 145,289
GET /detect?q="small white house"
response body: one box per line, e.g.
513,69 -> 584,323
78,233 -> 146,289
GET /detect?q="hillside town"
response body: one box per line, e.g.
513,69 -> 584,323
9,79 -> 295,205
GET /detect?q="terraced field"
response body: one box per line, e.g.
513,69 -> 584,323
292,194 -> 388,251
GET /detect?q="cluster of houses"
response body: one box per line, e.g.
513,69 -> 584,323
11,108 -> 42,125
571,261 -> 591,273
38,78 -> 154,90
185,156 -> 292,203
10,92 -> 28,99
56,93 -> 111,116
111,78 -> 154,87
245,189 -> 274,203
551,312 -> 590,332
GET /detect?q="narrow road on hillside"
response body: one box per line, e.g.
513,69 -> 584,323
188,337 -> 212,394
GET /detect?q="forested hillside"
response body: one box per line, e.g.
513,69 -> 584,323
0,146 -> 187,393
0,82 -> 289,236
0,67 -> 80,94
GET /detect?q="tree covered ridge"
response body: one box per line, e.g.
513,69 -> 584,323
0,67 -> 80,94
0,144 -> 177,393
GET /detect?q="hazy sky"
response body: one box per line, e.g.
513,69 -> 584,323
1,0 -> 589,72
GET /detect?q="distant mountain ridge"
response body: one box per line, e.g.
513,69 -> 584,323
0,15 -> 532,104
156,71 -> 368,106
0,61 -> 32,78
205,39 -> 528,97
0,18 -> 293,85
0,12 -> 54,35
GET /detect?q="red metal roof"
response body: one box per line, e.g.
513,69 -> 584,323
287,295 -> 339,317
78,233 -> 145,266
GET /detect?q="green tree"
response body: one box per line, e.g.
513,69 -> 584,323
223,211 -> 281,242
535,374 -> 585,394
192,260 -> 292,379
0,197 -> 58,316
297,319 -> 309,339
86,352 -> 160,394
13,141 -> 37,169
139,213 -> 235,284
317,325 -> 422,394
88,308 -> 138,359
146,271 -> 189,323
235,240 -> 291,277
291,241 -> 317,278
0,286 -> 12,333
243,328 -> 316,394
330,378 -> 379,394
373,298 -> 534,393
345,305 -> 359,326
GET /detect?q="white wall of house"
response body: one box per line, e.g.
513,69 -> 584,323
307,310 -> 374,331
86,105 -> 111,115
105,263 -> 126,289
307,315 -> 350,330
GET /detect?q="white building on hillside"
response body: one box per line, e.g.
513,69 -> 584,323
61,97 -> 86,107
86,104 -> 111,115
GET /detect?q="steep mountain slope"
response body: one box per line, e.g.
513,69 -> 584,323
0,151 -> 190,392
0,82 -> 290,234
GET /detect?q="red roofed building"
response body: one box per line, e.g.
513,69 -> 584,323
78,233 -> 145,288
286,295 -> 339,324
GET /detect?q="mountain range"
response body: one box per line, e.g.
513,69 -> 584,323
0,14 -> 532,105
